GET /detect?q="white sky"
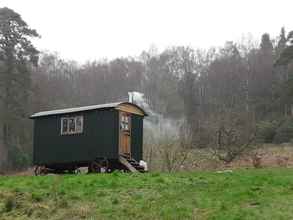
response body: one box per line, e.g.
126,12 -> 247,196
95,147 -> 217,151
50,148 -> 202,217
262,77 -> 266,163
1,0 -> 293,64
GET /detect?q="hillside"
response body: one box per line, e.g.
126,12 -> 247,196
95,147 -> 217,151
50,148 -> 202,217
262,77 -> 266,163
1,169 -> 293,219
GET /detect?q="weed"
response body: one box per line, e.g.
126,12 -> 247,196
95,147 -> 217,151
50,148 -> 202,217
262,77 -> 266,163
31,192 -> 43,202
111,170 -> 121,176
150,172 -> 160,177
4,196 -> 15,212
57,198 -> 68,208
96,191 -> 107,197
155,177 -> 165,183
111,197 -> 119,205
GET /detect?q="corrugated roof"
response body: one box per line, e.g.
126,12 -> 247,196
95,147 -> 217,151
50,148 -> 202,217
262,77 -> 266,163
30,102 -> 147,118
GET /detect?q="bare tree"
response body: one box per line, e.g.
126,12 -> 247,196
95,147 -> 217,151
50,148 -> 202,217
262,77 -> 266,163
211,111 -> 256,163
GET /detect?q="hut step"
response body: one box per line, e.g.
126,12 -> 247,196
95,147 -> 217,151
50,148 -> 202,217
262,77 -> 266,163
119,155 -> 138,173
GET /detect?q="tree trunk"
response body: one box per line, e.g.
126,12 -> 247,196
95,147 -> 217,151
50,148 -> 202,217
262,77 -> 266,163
0,127 -> 8,172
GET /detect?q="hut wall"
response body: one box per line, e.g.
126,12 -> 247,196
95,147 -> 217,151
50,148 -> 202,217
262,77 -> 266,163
33,109 -> 119,165
131,114 -> 143,161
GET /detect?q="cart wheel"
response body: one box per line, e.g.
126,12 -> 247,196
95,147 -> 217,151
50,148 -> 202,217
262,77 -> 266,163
100,158 -> 109,173
34,166 -> 40,176
89,161 -> 101,173
34,166 -> 46,176
75,168 -> 81,174
89,158 -> 109,173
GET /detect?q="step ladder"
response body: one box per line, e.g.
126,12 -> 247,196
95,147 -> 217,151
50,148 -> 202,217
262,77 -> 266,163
119,154 -> 146,173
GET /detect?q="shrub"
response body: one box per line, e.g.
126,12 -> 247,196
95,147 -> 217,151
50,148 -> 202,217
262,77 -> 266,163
256,120 -> 278,143
252,153 -> 262,168
7,144 -> 32,170
273,118 -> 293,144
211,111 -> 256,163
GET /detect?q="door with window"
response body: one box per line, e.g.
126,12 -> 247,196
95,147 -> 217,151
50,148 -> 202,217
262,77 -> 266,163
119,112 -> 131,156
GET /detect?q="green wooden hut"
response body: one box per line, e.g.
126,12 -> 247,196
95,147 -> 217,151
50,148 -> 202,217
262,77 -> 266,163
30,102 -> 147,174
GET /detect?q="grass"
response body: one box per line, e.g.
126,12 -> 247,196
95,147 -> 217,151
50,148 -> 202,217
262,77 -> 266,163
0,169 -> 293,219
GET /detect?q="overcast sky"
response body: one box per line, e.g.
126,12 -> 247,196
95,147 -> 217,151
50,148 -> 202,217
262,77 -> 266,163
1,0 -> 293,63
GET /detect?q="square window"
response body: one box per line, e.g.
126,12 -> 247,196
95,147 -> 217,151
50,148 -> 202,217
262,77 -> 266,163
61,116 -> 83,135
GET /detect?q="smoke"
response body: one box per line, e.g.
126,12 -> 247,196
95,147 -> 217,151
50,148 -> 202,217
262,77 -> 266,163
128,91 -> 182,141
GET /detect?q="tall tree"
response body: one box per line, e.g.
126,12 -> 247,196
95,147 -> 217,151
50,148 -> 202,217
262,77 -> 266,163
276,30 -> 293,65
276,27 -> 287,58
273,28 -> 291,116
0,7 -> 39,169
250,33 -> 274,120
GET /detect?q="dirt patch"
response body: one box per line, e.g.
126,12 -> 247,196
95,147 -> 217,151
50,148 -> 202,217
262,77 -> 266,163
2,168 -> 34,176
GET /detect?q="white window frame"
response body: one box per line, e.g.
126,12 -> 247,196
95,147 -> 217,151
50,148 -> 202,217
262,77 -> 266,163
120,114 -> 130,132
61,116 -> 83,135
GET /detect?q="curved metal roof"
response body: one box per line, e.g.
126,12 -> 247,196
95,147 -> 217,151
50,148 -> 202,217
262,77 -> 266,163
30,102 -> 147,118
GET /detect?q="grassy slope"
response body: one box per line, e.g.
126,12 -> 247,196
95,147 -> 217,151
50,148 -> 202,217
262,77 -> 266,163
0,169 -> 293,220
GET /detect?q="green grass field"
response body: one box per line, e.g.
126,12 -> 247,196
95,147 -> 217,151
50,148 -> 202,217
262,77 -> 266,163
0,169 -> 293,220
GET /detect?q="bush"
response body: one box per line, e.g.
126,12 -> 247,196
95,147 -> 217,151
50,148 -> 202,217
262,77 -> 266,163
7,144 -> 32,170
256,121 -> 278,143
273,118 -> 293,144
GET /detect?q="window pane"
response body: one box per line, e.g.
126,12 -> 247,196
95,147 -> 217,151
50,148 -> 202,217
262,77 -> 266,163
76,116 -> 83,133
62,118 -> 68,134
69,118 -> 75,133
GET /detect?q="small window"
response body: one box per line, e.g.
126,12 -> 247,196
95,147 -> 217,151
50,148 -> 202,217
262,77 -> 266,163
76,116 -> 83,133
68,118 -> 75,133
61,118 -> 68,134
124,116 -> 129,123
120,114 -> 130,131
61,116 -> 83,135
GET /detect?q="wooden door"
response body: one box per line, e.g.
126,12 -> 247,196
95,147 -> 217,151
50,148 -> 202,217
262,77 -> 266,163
119,112 -> 131,156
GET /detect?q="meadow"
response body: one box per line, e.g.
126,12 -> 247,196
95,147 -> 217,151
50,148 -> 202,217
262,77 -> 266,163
1,168 -> 293,220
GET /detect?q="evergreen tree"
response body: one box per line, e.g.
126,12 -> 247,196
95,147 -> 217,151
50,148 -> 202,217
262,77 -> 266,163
276,27 -> 287,57
0,7 -> 39,169
276,30 -> 293,65
252,33 -> 274,120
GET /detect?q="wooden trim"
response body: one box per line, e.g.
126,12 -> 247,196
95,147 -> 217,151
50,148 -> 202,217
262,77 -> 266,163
116,103 -> 145,116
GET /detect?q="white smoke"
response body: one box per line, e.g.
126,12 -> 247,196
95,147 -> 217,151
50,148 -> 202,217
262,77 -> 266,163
128,91 -> 181,140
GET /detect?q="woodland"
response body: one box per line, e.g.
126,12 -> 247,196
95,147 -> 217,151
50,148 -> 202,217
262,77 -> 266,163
1,7 -> 293,171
